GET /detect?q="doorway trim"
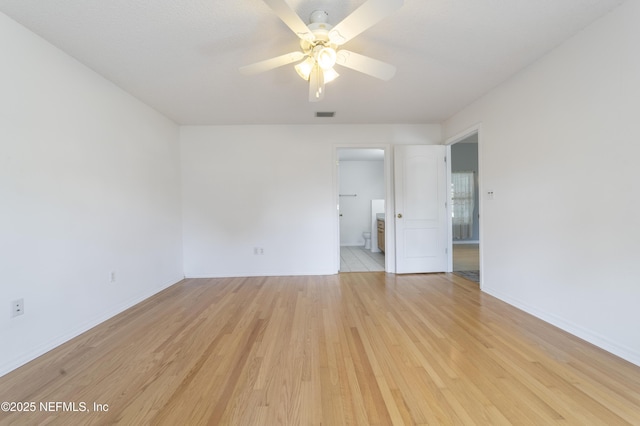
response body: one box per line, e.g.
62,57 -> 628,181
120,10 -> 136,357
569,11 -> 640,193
333,144 -> 394,274
444,124 -> 483,286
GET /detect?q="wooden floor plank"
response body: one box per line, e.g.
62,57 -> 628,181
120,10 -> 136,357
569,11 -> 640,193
1,272 -> 640,425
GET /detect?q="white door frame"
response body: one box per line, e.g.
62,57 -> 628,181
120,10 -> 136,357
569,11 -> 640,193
333,144 -> 394,274
444,124 -> 483,286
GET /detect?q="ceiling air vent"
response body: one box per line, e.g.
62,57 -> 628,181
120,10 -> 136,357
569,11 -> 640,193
315,111 -> 335,118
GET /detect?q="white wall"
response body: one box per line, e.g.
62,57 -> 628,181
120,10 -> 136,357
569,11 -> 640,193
444,1 -> 640,366
0,13 -> 184,375
339,161 -> 385,246
180,124 -> 441,277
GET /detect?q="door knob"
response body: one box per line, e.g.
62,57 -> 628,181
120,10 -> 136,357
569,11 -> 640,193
397,213 -> 402,218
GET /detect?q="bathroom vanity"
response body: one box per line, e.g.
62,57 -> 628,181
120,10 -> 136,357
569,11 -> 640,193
377,218 -> 385,253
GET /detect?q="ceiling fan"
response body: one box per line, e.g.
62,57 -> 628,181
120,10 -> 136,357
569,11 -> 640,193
240,0 -> 404,102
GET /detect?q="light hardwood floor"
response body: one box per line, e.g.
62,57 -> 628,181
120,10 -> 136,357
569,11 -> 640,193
1,273 -> 640,425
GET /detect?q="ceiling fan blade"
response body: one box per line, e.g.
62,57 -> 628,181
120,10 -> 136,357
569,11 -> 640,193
263,0 -> 315,42
329,0 -> 403,45
239,51 -> 305,75
335,50 -> 396,80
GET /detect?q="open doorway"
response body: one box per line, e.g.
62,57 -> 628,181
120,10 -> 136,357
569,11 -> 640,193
449,133 -> 480,283
337,148 -> 386,272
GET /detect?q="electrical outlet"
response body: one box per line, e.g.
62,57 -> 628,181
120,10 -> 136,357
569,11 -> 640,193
11,299 -> 24,318
110,271 -> 116,283
254,247 -> 264,255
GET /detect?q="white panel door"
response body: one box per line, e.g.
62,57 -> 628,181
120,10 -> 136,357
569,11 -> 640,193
395,145 -> 447,273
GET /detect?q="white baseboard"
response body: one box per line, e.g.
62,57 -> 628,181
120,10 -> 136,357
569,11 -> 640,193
482,286 -> 640,368
453,240 -> 479,245
0,277 -> 182,378
185,269 -> 338,279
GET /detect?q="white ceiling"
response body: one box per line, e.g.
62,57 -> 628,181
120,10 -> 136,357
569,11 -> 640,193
0,0 -> 625,125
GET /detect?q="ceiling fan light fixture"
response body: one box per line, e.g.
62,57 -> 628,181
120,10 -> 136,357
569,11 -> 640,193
241,0 -> 404,102
295,57 -> 314,80
316,46 -> 337,70
296,58 -> 338,84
